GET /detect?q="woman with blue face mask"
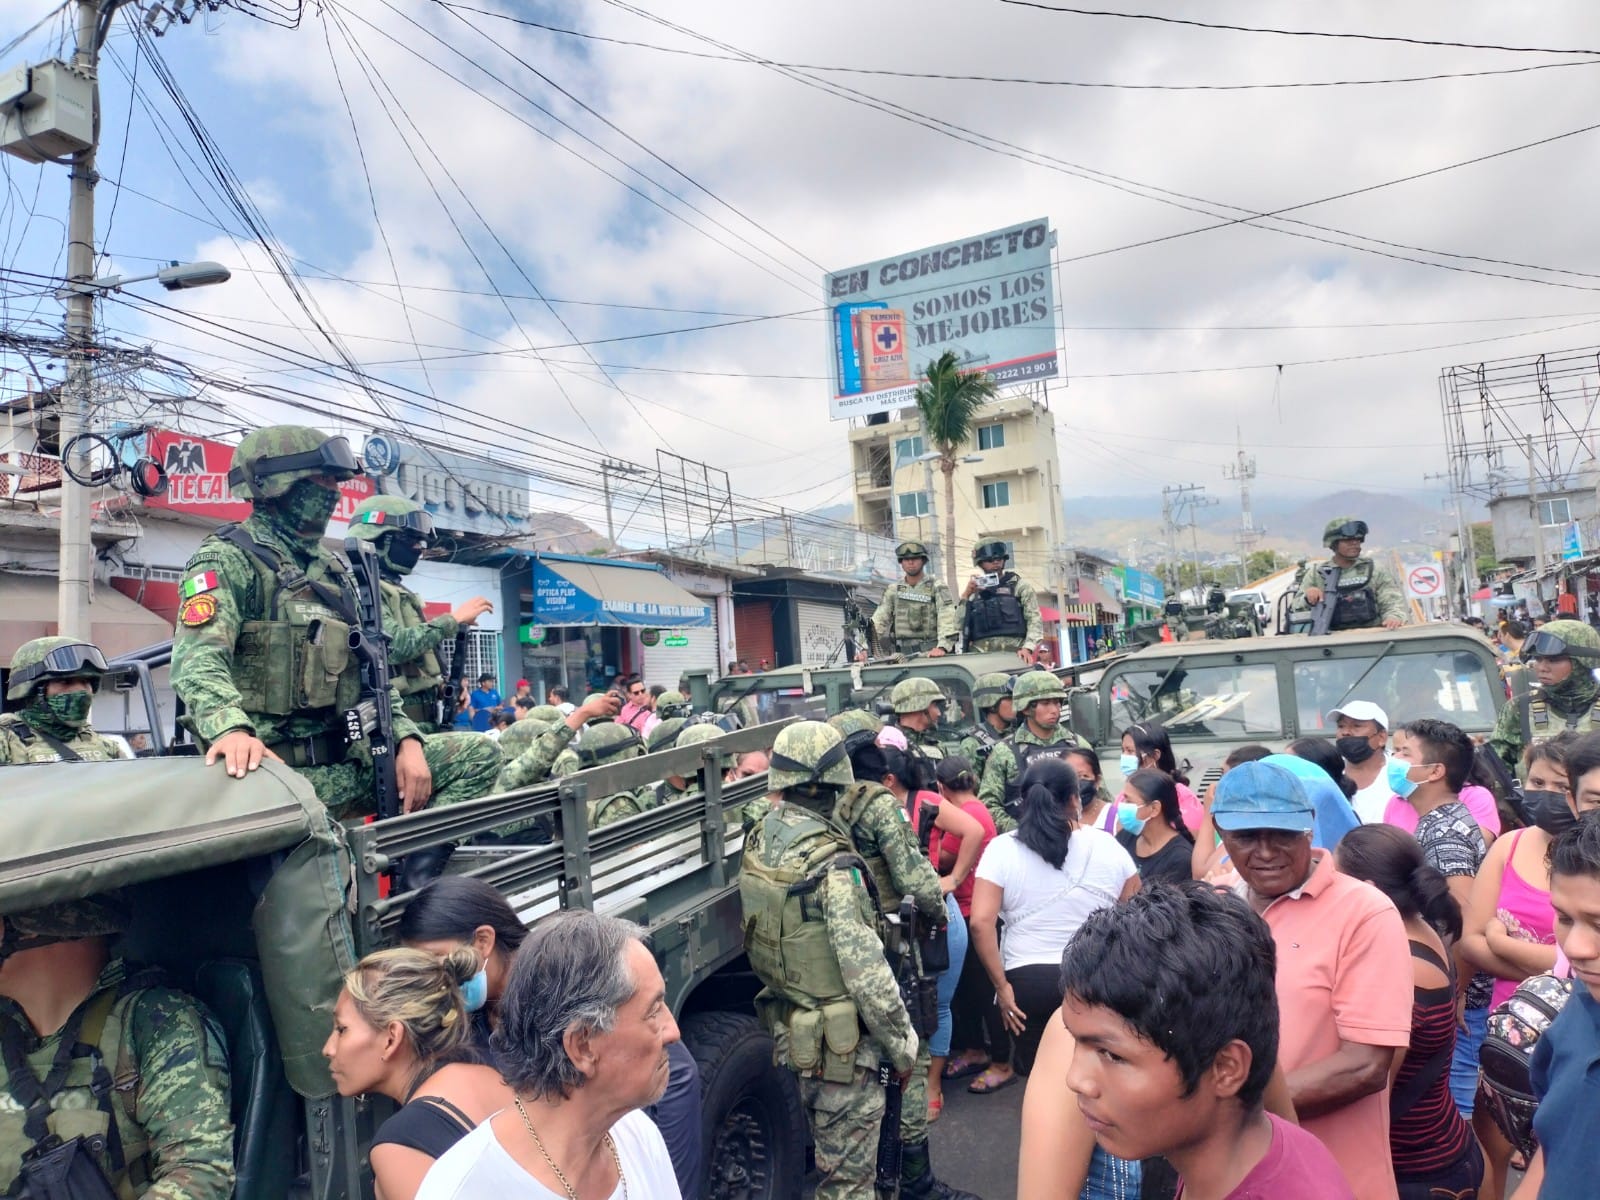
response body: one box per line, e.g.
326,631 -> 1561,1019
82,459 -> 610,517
1115,768 -> 1198,884
324,947 -> 514,1200
1120,721 -> 1205,834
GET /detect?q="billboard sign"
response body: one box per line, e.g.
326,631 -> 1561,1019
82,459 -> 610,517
1120,566 -> 1165,608
144,430 -> 372,525
824,218 -> 1059,419
362,435 -> 532,536
1562,521 -> 1584,562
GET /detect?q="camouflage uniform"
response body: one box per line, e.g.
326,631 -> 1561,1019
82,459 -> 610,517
1292,517 -> 1409,630
168,426 -> 500,820
0,636 -> 129,764
550,723 -> 657,827
956,672 -> 1014,778
739,722 -> 917,1200
978,671 -> 1088,833
958,545 -> 1044,655
871,545 -> 958,656
0,899 -> 234,1200
1490,618 -> 1600,768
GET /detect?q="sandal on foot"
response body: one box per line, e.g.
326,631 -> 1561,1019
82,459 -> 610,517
942,1054 -> 989,1081
928,1094 -> 944,1122
967,1067 -> 1018,1095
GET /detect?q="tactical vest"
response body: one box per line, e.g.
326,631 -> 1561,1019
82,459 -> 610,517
0,970 -> 166,1199
1521,687 -> 1600,740
1324,561 -> 1379,631
965,573 -> 1026,641
965,723 -> 1000,777
832,782 -> 904,920
214,524 -> 363,720
588,788 -> 654,828
890,582 -> 941,642
1001,737 -> 1081,814
0,715 -> 118,764
738,804 -> 879,1083
382,579 -> 443,698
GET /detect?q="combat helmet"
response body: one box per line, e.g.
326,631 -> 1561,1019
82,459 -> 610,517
655,690 -> 693,720
1322,517 -> 1369,550
571,722 -> 643,769
972,672 -> 1015,714
6,636 -> 108,703
828,709 -> 883,740
497,718 -> 553,758
890,676 -> 948,715
895,540 -> 930,561
972,540 -> 1009,565
645,717 -> 689,754
2,892 -> 130,952
229,425 -> 361,501
676,723 -> 724,750
526,704 -> 564,724
1011,670 -> 1067,710
768,720 -> 854,792
1521,619 -> 1600,662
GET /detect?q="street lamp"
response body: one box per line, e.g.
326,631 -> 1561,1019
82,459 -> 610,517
56,258 -> 231,639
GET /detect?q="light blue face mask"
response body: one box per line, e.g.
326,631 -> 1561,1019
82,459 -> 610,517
1386,757 -> 1419,800
1117,801 -> 1147,836
1118,753 -> 1140,777
460,967 -> 489,1014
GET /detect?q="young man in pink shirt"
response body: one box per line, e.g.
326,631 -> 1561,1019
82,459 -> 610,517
1059,881 -> 1353,1199
1214,760 -> 1413,1200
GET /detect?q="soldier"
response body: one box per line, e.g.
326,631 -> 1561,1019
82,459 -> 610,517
957,672 -> 1014,779
650,721 -> 724,805
978,670 -> 1090,833
958,541 -> 1043,662
345,494 -> 494,732
0,893 -> 234,1199
863,541 -> 958,660
888,676 -> 959,774
167,425 -> 500,888
1295,517 -> 1408,632
495,691 -> 621,792
0,636 -> 130,764
738,721 -> 919,1200
1490,619 -> 1600,769
550,722 -> 658,827
654,689 -> 694,720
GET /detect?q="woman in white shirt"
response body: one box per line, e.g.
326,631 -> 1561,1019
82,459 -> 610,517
966,756 -> 1139,1094
418,911 -> 683,1200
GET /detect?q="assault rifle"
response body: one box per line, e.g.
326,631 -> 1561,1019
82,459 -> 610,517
875,893 -> 923,1195
1308,563 -> 1342,637
345,537 -> 402,822
17,1134 -> 119,1200
438,624 -> 471,729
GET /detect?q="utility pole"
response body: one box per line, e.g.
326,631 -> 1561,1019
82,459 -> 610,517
1161,483 -> 1214,600
56,0 -> 103,639
1222,427 -> 1260,587
1528,433 -> 1546,607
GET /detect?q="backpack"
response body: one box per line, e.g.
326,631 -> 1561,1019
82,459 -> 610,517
1477,971 -> 1575,1158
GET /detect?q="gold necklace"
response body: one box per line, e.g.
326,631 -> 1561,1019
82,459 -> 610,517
512,1096 -> 627,1200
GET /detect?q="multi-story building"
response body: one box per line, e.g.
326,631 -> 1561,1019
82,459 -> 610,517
847,390 -> 1064,588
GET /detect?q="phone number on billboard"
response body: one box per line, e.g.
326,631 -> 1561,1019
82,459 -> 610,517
988,358 -> 1059,385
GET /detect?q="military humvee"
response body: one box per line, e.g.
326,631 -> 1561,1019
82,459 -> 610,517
0,720 -> 807,1200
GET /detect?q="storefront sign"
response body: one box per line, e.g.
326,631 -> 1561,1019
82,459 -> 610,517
519,623 -> 547,645
362,435 -> 531,536
663,633 -> 690,647
640,629 -> 661,646
145,430 -> 371,523
1119,566 -> 1165,608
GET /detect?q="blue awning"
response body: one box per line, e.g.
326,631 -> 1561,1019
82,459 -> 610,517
532,556 -> 712,628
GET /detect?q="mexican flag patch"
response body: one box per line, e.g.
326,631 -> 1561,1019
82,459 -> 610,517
356,510 -> 387,525
180,571 -> 219,599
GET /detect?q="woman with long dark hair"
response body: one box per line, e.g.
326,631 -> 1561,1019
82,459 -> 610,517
1117,767 -> 1197,884
1335,825 -> 1484,1200
966,757 -> 1138,1094
1121,720 -> 1203,830
399,876 -> 528,1043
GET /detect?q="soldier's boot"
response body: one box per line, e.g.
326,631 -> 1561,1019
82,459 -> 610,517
395,844 -> 453,893
900,1140 -> 981,1200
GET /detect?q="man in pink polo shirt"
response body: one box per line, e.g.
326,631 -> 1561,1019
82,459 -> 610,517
1214,761 -> 1413,1200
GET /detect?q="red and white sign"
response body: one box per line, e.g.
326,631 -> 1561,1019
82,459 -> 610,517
1405,563 -> 1443,600
144,430 -> 371,523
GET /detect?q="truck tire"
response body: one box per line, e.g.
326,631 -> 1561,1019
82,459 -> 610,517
681,1010 -> 806,1200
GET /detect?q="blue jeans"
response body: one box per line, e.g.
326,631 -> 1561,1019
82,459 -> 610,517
1449,1003 -> 1489,1119
931,895 -> 967,1058
1081,1145 -> 1141,1200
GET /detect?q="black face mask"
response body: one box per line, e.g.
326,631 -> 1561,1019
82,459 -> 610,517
1078,777 -> 1098,805
1336,735 -> 1377,765
1521,790 -> 1578,839
384,536 -> 424,573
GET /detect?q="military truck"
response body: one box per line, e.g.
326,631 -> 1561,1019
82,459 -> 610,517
0,721 -> 806,1200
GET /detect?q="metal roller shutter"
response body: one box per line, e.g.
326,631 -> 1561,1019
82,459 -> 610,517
642,613 -> 720,689
734,601 -> 776,670
795,599 -> 849,666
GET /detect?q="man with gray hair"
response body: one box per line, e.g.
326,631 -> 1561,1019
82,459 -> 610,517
418,911 -> 684,1199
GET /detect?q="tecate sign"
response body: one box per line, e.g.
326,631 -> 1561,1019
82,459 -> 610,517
146,430 -> 370,524
824,218 -> 1060,419
362,435 -> 531,536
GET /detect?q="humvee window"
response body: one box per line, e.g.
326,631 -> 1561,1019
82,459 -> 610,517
849,677 -> 978,726
716,685 -> 829,725
1109,663 -> 1282,740
1293,649 -> 1498,732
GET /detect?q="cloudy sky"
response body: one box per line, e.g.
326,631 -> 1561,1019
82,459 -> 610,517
4,0 -> 1600,543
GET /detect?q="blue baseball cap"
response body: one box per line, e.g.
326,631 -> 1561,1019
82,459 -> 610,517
1212,761 -> 1316,834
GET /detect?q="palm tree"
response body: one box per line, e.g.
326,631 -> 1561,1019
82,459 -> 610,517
914,350 -> 998,592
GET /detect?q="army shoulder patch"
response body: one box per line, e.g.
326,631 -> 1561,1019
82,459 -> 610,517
179,593 -> 218,627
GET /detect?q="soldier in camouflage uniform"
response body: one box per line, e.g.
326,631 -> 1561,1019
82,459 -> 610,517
957,541 -> 1043,662
957,672 -> 1014,780
890,676 -> 959,773
494,692 -> 622,793
345,494 -> 494,732
1293,517 -> 1409,632
654,689 -> 693,720
168,427 -> 501,886
864,542 -> 958,659
0,637 -> 131,764
738,722 -> 919,1200
551,722 -> 658,827
0,893 -> 234,1199
978,670 -> 1090,833
651,721 -> 723,805
1490,619 -> 1600,769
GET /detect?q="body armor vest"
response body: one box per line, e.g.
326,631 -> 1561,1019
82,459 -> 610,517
215,524 -> 363,720
832,782 -> 903,919
890,582 -> 940,641
1324,562 -> 1379,631
1001,737 -> 1080,815
381,579 -> 443,697
0,715 -> 118,763
965,573 -> 1027,641
1523,689 -> 1600,738
0,970 -> 165,1199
